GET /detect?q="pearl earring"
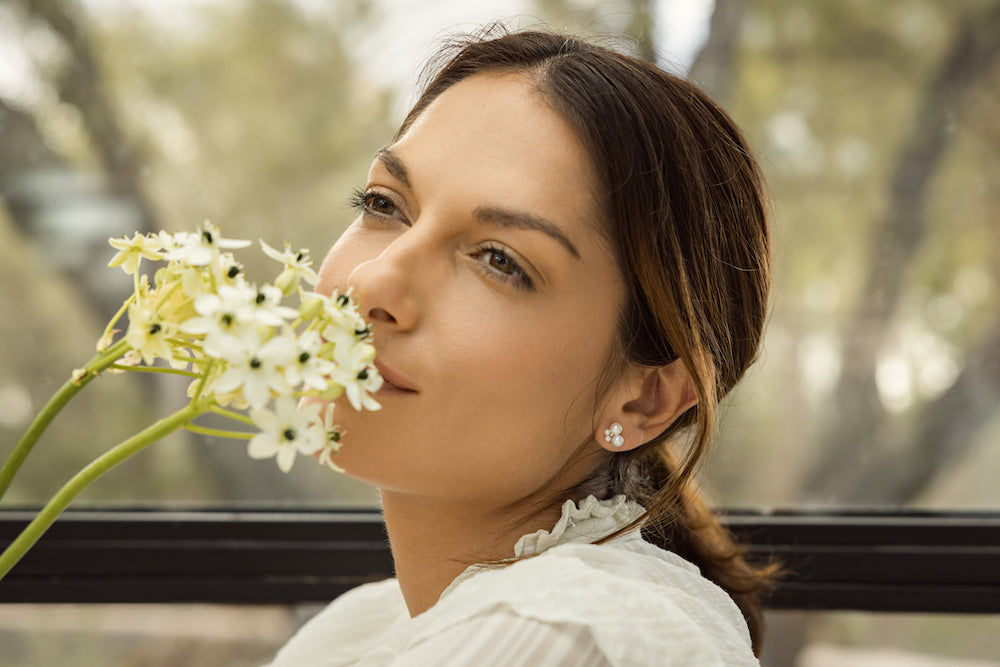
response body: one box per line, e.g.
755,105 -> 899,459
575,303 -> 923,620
604,422 -> 625,448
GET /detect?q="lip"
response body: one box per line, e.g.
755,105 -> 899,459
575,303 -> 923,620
373,360 -> 419,395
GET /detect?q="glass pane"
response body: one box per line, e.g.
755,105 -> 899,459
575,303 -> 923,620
0,603 -> 320,667
704,1 -> 1000,510
1,1 -> 997,508
2,604 -> 998,666
762,611 -> 1000,667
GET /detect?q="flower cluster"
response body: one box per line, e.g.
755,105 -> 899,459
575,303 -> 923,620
0,221 -> 383,583
104,221 -> 381,472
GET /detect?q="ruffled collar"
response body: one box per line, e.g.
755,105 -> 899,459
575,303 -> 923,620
513,494 -> 646,557
435,495 -> 644,605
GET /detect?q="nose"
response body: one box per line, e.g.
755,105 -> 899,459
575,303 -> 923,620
347,235 -> 425,332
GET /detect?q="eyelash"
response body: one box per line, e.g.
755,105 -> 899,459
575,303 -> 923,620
473,244 -> 534,291
348,187 -> 407,223
347,187 -> 536,291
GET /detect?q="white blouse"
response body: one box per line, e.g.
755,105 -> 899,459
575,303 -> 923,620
267,495 -> 759,666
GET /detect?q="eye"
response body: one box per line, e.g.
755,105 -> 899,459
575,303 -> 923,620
473,245 -> 534,291
348,187 -> 408,223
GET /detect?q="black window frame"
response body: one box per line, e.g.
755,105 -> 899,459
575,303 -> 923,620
2,508 -> 998,612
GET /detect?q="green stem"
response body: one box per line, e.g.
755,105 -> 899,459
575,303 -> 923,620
189,359 -> 215,404
183,423 -> 253,439
0,339 -> 130,501
168,338 -> 202,351
0,401 -> 208,581
101,295 -> 134,345
108,364 -> 202,378
208,405 -> 256,427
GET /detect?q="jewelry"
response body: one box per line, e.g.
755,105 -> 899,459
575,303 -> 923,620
604,422 -> 625,448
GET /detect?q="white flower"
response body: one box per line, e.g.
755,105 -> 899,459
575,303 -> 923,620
261,240 -> 319,293
318,289 -> 368,337
108,232 -> 163,275
344,369 -> 382,412
165,221 -> 251,267
316,402 -> 345,472
125,302 -> 177,365
325,336 -> 381,412
156,230 -> 182,252
180,284 -> 259,357
284,329 -> 336,391
248,398 -> 325,473
248,284 -> 299,326
211,332 -> 296,408
181,284 -> 298,357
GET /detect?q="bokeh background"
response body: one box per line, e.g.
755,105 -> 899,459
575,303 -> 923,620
1,0 -> 998,664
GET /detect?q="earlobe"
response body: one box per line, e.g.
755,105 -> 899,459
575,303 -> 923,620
603,422 -> 625,448
597,360 -> 698,452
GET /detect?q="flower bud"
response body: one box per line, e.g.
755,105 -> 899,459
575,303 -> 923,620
96,329 -> 119,352
357,343 -> 377,365
299,294 -> 324,321
275,268 -> 299,295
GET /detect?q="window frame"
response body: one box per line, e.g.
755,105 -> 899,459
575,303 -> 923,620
1,508 -> 998,612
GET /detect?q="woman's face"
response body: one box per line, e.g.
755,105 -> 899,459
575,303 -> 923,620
314,72 -> 625,509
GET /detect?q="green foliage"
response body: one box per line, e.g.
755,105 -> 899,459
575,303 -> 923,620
91,0 -> 395,268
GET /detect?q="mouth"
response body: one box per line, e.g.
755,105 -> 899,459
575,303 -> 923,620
373,360 -> 418,395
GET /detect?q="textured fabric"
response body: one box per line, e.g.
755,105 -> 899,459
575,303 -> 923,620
267,495 -> 759,666
386,611 -> 612,667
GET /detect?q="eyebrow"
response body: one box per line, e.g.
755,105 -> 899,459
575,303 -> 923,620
474,207 -> 581,260
374,146 -> 581,261
374,147 -> 411,189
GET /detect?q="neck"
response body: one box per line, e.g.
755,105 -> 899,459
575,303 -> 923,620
380,491 -> 561,617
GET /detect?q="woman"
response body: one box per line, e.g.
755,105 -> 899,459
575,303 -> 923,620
271,28 -> 773,666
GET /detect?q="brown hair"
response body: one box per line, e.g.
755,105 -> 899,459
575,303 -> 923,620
397,28 -> 776,654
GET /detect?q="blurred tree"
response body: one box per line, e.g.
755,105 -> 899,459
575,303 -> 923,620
0,0 -> 391,503
687,0 -> 1000,512
688,0 -> 746,103
1,0 -> 145,322
691,2 -> 1000,664
534,0 -> 655,59
0,0 -> 996,539
804,2 -> 1000,503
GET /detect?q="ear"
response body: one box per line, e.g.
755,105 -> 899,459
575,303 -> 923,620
595,359 -> 698,452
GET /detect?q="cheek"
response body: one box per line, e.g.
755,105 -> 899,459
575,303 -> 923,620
444,305 -> 608,432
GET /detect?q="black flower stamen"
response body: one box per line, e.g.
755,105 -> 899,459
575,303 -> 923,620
282,428 -> 296,441
357,369 -> 369,380
298,351 -> 311,363
148,323 -> 162,335
337,294 -> 350,307
250,358 -> 262,369
256,291 -> 266,304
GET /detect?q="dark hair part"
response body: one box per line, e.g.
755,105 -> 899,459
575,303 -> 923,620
397,28 -> 776,655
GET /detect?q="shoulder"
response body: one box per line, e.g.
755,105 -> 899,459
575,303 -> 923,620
268,578 -> 406,667
422,536 -> 759,666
